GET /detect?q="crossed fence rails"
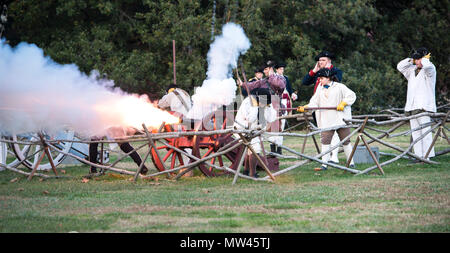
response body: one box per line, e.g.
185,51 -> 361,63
0,106 -> 449,184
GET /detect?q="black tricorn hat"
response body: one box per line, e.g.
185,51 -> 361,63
316,68 -> 336,78
410,47 -> 429,59
264,60 -> 276,69
315,51 -> 335,61
275,62 -> 287,69
254,67 -> 264,73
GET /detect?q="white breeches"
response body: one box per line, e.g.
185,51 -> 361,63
410,116 -> 434,158
268,119 -> 285,146
182,148 -> 192,165
250,137 -> 263,154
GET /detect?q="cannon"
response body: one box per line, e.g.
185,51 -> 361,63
149,109 -> 249,177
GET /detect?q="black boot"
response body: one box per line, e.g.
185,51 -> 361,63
270,144 -> 277,153
89,142 -> 98,173
243,155 -> 250,176
277,147 -> 282,155
249,154 -> 258,177
140,166 -> 149,175
119,142 -> 144,167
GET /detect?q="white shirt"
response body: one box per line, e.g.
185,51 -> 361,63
234,97 -> 278,130
233,96 -> 278,153
397,58 -> 436,112
307,82 -> 356,128
158,88 -> 192,116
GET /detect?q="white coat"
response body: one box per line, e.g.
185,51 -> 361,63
158,88 -> 192,116
397,58 -> 436,113
307,82 -> 356,129
234,96 -> 278,153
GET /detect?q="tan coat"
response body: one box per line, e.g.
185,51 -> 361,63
307,82 -> 356,128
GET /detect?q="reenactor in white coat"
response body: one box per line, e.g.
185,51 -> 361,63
297,68 -> 356,171
158,83 -> 194,175
397,47 -> 436,160
234,88 -> 278,177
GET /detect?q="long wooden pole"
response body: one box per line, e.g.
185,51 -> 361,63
239,59 -> 257,107
234,68 -> 244,101
173,40 -> 176,84
282,107 -> 337,111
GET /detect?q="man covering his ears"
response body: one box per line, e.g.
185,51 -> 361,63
397,47 -> 436,160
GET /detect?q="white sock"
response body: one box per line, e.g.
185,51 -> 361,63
321,144 -> 331,168
343,144 -> 355,166
330,133 -> 340,163
331,148 -> 339,163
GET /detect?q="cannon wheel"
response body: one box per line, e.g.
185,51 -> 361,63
191,110 -> 245,177
0,138 -> 21,169
149,124 -> 189,174
10,131 -> 74,171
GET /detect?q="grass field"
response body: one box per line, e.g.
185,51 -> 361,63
0,125 -> 449,233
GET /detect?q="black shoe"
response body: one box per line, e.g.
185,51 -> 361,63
140,166 -> 148,175
254,172 -> 260,178
243,170 -> 249,176
90,167 -> 97,173
349,164 -> 356,169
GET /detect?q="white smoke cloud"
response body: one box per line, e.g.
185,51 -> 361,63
0,40 -> 177,137
187,23 -> 251,119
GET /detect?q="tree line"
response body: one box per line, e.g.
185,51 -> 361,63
3,0 -> 449,114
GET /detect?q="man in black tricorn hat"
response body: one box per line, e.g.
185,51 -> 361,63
302,51 -> 344,163
238,60 -> 286,96
397,47 -> 436,160
302,51 -> 343,94
242,67 -> 265,97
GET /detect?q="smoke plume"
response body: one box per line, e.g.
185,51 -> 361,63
187,23 -> 251,119
0,40 -> 178,137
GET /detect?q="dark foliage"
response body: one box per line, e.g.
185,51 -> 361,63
2,0 -> 448,113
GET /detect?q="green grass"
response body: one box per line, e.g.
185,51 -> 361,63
0,125 -> 449,233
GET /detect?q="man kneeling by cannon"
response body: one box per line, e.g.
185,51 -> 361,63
89,126 -> 148,175
234,88 -> 278,178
